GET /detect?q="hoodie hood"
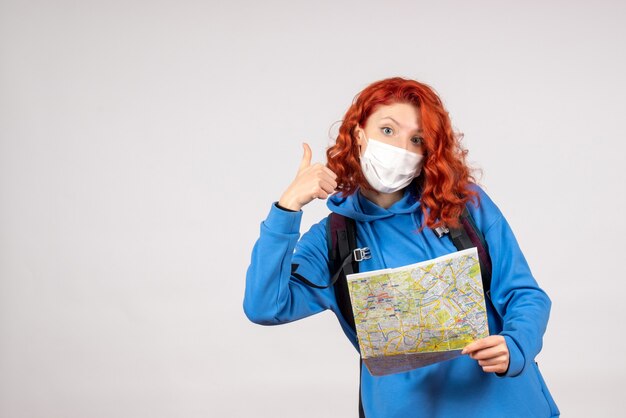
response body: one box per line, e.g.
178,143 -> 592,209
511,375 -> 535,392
327,186 -> 422,222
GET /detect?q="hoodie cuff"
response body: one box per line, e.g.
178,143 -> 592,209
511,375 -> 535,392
263,202 -> 303,234
496,335 -> 525,378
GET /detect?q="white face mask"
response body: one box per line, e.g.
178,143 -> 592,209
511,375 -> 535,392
360,138 -> 424,193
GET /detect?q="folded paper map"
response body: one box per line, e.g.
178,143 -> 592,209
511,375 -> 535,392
347,247 -> 489,376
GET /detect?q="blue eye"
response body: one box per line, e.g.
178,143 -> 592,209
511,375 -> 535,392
382,127 -> 393,135
411,137 -> 424,145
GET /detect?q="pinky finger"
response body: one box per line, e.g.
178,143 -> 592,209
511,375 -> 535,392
482,364 -> 506,374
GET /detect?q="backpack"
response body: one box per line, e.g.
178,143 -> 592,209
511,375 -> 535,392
291,206 -> 493,418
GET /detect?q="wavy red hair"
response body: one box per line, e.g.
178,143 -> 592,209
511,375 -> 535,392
326,77 -> 478,229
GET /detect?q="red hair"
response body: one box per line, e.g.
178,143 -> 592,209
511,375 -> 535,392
326,77 -> 478,229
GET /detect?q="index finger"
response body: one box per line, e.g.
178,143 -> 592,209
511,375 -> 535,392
322,165 -> 337,180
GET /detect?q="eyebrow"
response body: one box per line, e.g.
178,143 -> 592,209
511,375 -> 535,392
380,116 -> 422,133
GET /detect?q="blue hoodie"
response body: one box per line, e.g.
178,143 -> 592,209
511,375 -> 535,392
244,185 -> 560,418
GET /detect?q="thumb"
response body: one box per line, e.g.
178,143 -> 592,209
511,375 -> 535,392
298,142 -> 312,172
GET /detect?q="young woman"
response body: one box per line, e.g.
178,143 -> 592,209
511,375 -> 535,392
243,77 -> 559,417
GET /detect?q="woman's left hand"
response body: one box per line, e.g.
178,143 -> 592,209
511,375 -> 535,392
462,335 -> 510,374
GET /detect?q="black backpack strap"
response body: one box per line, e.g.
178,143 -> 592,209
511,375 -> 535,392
291,214 -> 370,289
326,212 -> 359,330
327,213 -> 366,418
447,207 -> 493,300
358,357 -> 365,418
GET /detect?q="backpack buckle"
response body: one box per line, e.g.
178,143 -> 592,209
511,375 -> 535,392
434,226 -> 449,238
353,247 -> 371,262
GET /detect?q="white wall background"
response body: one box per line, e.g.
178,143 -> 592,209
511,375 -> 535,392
1,0 -> 624,417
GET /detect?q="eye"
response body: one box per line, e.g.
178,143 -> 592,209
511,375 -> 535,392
411,136 -> 424,145
381,127 -> 394,135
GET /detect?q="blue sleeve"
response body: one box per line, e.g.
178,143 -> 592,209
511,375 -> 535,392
468,186 -> 552,378
243,203 -> 336,325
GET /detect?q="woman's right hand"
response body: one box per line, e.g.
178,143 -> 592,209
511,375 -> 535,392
278,143 -> 338,211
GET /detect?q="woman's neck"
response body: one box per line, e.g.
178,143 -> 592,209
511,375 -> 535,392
360,188 -> 404,209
